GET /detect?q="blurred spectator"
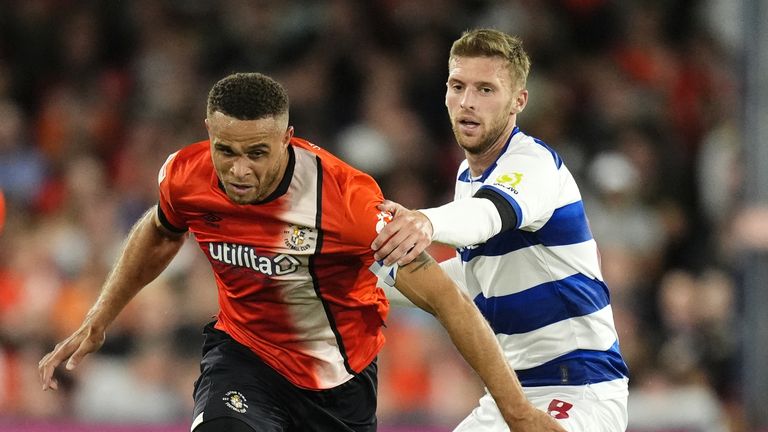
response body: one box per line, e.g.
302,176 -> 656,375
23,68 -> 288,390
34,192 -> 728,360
0,100 -> 47,210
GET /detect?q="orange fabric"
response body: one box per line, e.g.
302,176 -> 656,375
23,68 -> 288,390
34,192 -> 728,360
157,137 -> 389,389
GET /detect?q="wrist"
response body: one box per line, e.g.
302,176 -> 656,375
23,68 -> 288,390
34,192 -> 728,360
499,400 -> 538,424
415,210 -> 435,240
83,310 -> 111,334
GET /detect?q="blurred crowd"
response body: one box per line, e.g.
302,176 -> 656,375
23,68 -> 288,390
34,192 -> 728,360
0,0 -> 762,431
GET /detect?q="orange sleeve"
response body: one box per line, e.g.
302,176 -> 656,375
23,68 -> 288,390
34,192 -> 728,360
338,172 -> 388,249
156,151 -> 188,231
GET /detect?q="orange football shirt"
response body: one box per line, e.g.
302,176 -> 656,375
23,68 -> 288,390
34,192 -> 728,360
157,137 -> 390,390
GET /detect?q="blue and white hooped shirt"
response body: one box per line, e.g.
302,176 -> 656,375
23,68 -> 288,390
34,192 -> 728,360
455,127 -> 629,399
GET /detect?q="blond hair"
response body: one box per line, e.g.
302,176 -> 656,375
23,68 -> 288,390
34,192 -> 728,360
449,29 -> 531,90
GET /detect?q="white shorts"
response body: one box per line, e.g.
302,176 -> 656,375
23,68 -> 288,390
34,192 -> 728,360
453,382 -> 628,432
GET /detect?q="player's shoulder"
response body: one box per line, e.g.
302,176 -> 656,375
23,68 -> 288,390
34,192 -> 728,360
456,159 -> 471,182
291,136 -> 375,184
159,140 -> 212,185
172,140 -> 210,163
505,129 -> 563,170
170,140 -> 210,167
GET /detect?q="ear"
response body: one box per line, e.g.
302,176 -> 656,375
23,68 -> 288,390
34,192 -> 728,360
283,126 -> 294,146
512,89 -> 528,114
204,117 -> 210,131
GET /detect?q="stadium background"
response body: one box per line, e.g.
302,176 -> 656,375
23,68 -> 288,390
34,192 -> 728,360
1,1 -> 767,431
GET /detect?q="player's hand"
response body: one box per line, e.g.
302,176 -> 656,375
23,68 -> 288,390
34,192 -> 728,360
506,404 -> 568,432
371,200 -> 433,266
38,323 -> 106,391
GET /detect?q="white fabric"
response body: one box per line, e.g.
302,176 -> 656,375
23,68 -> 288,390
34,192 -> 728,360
453,131 -> 621,365
369,260 -> 398,288
496,307 -> 621,371
391,128 -> 629,430
420,198 -> 502,247
191,412 -> 204,431
460,241 -> 601,299
446,128 -> 627,407
453,382 -> 628,432
439,257 -> 468,294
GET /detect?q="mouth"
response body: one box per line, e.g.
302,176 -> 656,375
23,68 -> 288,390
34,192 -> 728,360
457,118 -> 481,134
227,181 -> 255,196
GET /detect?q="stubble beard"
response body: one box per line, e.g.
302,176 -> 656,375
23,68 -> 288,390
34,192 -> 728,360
249,152 -> 286,204
221,160 -> 282,205
250,166 -> 279,203
453,120 -> 508,156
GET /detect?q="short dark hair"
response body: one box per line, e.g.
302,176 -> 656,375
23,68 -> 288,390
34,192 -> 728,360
206,72 -> 289,120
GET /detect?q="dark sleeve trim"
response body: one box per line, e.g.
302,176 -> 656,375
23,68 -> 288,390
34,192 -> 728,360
473,188 -> 518,234
156,204 -> 188,234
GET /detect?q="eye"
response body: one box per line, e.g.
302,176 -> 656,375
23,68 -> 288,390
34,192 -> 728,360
449,83 -> 463,91
218,147 -> 235,156
479,87 -> 493,94
247,151 -> 265,160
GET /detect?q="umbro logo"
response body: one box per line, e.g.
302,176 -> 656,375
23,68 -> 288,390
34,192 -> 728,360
202,212 -> 222,227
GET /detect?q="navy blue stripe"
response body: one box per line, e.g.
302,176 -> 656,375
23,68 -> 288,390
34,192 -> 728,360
459,227 -> 534,262
533,137 -> 562,169
457,127 -> 520,183
459,200 -> 592,262
536,200 -> 593,246
473,274 -> 610,335
458,167 -> 471,182
516,342 -> 629,387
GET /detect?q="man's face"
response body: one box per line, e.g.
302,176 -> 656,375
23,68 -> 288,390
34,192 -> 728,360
445,56 -> 525,155
206,111 -> 293,204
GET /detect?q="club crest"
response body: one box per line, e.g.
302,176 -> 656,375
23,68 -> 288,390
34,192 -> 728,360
375,211 -> 393,233
283,225 -> 317,252
223,390 -> 248,413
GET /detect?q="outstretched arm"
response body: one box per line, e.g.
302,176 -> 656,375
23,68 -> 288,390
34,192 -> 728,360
38,206 -> 186,390
380,257 -> 466,308
393,253 -> 565,431
372,197 -> 507,265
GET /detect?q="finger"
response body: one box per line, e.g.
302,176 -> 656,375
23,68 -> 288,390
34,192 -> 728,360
66,337 -> 100,371
47,378 -> 59,391
380,200 -> 407,213
397,240 -> 429,266
376,200 -> 398,213
383,235 -> 418,266
373,238 -> 399,263
39,355 -> 51,389
40,349 -> 60,380
376,229 -> 414,264
371,218 -> 408,252
371,223 -> 395,251
39,353 -> 62,390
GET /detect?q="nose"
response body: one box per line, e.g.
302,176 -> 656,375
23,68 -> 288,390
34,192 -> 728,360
230,157 -> 252,179
460,88 -> 474,110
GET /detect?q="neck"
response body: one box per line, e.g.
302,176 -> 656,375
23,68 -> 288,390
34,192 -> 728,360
466,122 -> 517,177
